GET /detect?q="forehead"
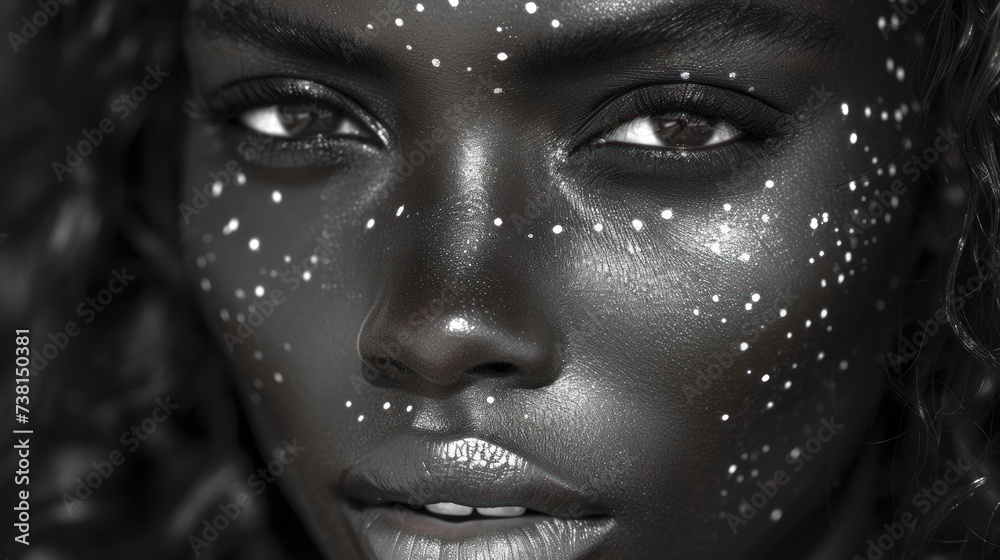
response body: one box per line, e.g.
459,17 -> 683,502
187,0 -> 859,64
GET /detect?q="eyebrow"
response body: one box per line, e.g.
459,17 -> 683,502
184,1 -> 842,82
184,1 -> 393,82
520,1 -> 845,77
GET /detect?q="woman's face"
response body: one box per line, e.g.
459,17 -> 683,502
180,1 -> 930,557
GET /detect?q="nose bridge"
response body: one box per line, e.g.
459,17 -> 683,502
357,125 -> 559,390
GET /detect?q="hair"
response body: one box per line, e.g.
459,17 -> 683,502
1,1 -> 997,558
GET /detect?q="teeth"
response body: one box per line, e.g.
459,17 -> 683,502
423,503 -> 528,517
476,506 -> 527,517
425,502 -> 473,516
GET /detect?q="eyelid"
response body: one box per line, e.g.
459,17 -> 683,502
189,77 -> 389,148
573,83 -> 789,153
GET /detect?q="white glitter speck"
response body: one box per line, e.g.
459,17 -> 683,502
850,132 -> 858,144
552,224 -> 563,234
728,464 -> 737,474
661,209 -> 673,219
223,218 -> 239,235
302,271 -> 312,281
487,395 -> 495,403
346,401 -> 352,407
751,293 -> 760,302
494,217 -> 503,226
236,172 -> 247,186
762,374 -> 770,382
274,372 -> 283,383
366,218 -> 376,229
211,181 -> 223,197
593,223 -> 603,232
841,103 -> 849,116
416,3 -> 424,11
771,509 -> 782,521
729,72 -> 737,78
722,414 -> 729,421
740,342 -> 749,351
248,238 -> 260,251
765,180 -> 775,189
710,242 -> 721,254
525,2 -> 537,13
200,278 -> 211,292
449,0 -> 458,6
383,402 -> 391,409
497,52 -> 508,61
271,191 -> 282,203
631,219 -> 643,231
431,58 -> 441,67
680,71 -> 690,79
254,285 -> 265,297
397,205 -> 405,216
358,415 -> 364,422
723,203 -> 732,211
406,405 -> 413,412
551,19 -> 560,27
395,18 -> 403,26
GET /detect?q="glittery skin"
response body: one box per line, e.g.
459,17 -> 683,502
180,1 -> 948,558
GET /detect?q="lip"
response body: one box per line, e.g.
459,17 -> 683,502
339,436 -> 614,560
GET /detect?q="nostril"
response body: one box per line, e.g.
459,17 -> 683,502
464,361 -> 519,376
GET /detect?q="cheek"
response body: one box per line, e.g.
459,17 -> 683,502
178,126 -> 382,423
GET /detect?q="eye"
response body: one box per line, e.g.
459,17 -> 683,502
601,112 -> 743,150
239,103 -> 370,140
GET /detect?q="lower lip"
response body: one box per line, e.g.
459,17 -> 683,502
344,503 -> 614,560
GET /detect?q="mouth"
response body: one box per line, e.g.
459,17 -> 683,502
339,436 -> 614,560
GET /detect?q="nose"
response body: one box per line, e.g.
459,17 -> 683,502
356,132 -> 561,392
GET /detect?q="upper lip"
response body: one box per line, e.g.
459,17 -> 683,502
339,435 -> 607,518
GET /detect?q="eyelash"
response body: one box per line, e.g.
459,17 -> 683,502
185,78 -> 386,168
186,78 -> 787,171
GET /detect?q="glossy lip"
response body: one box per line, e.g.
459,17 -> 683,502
339,436 -> 615,560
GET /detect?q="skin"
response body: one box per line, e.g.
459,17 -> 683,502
179,0 -> 943,557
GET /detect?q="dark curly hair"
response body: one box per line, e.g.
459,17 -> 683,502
1,1 -> 999,559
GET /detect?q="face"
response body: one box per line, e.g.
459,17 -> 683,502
179,1 -> 933,558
